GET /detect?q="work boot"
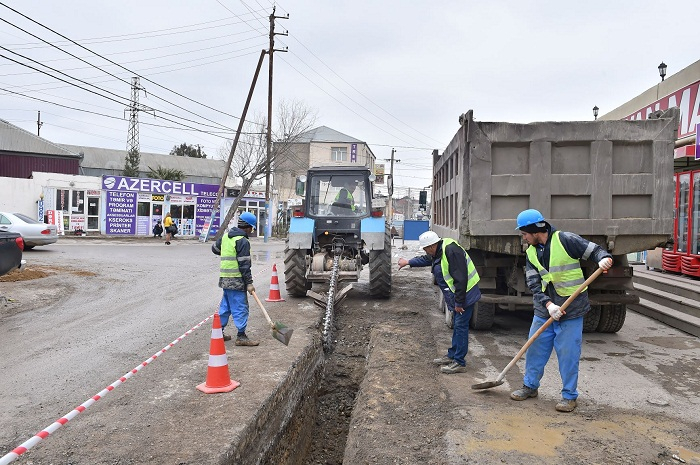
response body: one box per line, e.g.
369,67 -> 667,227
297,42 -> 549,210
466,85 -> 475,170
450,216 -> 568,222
440,362 -> 467,374
221,330 -> 231,341
235,335 -> 259,346
510,385 -> 538,401
555,398 -> 577,412
432,355 -> 453,366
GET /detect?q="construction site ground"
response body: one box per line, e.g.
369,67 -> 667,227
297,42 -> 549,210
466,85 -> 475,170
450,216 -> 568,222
0,236 -> 699,464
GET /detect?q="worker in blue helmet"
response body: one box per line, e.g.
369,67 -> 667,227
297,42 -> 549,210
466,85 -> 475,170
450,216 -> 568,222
511,208 -> 613,413
211,211 -> 259,346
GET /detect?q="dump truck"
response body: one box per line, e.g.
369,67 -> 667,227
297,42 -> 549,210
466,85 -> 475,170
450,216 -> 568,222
432,109 -> 679,333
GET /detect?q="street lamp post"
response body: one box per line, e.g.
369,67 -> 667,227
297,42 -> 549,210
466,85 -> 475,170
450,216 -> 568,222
658,62 -> 667,81
593,106 -> 599,120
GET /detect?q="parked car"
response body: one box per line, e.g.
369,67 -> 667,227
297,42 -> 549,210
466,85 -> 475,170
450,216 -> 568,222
0,212 -> 58,249
0,231 -> 26,277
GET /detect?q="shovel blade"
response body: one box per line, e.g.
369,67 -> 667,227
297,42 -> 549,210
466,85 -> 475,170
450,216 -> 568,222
272,323 -> 293,346
471,379 -> 505,390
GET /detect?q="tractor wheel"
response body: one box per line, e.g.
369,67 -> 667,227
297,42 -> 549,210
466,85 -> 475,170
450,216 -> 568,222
369,227 -> 392,298
583,305 -> 601,333
596,304 -> 626,333
470,301 -> 495,330
284,244 -> 309,297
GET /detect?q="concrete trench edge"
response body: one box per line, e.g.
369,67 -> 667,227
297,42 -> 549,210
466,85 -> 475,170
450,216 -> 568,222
221,338 -> 325,465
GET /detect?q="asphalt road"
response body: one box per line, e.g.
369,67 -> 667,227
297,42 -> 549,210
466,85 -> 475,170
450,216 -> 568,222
0,236 -> 297,463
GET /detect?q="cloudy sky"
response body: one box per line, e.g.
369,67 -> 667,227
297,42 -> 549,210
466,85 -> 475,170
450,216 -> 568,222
1,1 -> 697,197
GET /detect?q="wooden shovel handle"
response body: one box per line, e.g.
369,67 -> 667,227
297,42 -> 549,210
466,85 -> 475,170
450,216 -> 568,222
251,291 -> 274,327
496,267 -> 605,382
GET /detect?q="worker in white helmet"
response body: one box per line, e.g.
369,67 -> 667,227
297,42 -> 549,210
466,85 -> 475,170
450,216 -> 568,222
397,231 -> 481,374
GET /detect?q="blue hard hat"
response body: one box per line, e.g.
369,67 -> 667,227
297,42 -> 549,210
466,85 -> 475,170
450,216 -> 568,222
239,211 -> 257,228
515,209 -> 546,230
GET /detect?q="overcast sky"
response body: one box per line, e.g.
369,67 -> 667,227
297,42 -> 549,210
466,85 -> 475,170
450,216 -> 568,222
1,1 -> 697,197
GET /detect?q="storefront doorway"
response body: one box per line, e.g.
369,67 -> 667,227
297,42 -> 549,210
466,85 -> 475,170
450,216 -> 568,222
86,192 -> 100,231
170,200 -> 196,236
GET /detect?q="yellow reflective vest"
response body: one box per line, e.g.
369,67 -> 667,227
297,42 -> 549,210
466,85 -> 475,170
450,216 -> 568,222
220,235 -> 244,279
440,238 -> 480,293
334,189 -> 356,211
526,231 -> 585,296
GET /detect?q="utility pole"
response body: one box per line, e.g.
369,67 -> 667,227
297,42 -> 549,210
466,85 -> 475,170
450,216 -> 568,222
123,77 -> 153,177
385,148 -> 400,222
36,111 -> 43,137
407,187 -> 411,219
264,6 -> 288,242
127,77 -> 142,156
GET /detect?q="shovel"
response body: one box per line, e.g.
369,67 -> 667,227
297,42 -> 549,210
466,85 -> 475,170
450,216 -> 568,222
471,267 -> 604,390
251,291 -> 293,346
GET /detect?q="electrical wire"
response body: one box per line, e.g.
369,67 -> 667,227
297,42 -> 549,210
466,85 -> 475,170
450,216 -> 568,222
0,3 -> 263,128
4,11 -> 268,50
0,51 -> 248,134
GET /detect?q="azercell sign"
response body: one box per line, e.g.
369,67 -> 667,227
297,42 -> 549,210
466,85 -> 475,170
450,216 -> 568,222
101,175 -> 219,196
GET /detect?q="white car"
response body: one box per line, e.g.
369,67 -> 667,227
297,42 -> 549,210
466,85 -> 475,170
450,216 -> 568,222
0,212 -> 58,249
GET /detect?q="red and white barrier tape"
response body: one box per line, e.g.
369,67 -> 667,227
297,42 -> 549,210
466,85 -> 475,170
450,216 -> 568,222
0,312 -> 216,465
1,266 -> 272,464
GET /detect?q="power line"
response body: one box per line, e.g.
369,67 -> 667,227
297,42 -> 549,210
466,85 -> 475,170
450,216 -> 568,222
0,31 -> 267,69
0,3 -> 263,128
0,50 -> 243,133
0,86 -> 248,139
4,11 -> 269,49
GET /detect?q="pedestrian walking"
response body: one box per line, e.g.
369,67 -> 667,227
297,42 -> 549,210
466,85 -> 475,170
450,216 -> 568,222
397,231 -> 481,374
163,212 -> 174,245
211,212 -> 259,346
511,209 -> 613,412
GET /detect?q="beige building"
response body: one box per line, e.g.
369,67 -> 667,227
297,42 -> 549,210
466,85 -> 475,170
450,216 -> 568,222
274,126 -> 376,203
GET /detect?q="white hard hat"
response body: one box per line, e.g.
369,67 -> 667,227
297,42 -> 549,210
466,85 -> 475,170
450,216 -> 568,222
419,231 -> 441,248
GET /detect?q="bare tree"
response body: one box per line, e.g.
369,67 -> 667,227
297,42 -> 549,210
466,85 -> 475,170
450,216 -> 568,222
214,98 -> 316,241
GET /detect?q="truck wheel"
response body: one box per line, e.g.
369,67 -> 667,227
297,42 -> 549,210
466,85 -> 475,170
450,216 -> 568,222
583,305 -> 601,333
284,245 -> 309,297
439,293 -> 454,329
470,301 -> 495,330
596,304 -> 626,333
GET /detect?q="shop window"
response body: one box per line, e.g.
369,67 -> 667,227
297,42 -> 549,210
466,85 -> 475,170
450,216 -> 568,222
692,172 -> 700,255
137,202 -> 150,216
56,189 -> 70,212
677,173 -> 690,253
71,191 -> 85,214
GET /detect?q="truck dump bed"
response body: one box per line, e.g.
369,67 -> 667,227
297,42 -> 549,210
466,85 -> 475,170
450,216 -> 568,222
432,109 -> 679,255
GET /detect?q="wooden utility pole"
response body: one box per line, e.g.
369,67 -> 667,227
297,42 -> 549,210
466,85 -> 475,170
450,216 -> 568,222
386,148 -> 400,221
205,50 -> 267,243
264,6 -> 288,242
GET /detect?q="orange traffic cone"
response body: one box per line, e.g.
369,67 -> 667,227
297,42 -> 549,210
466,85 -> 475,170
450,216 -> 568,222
196,313 -> 240,394
265,264 -> 286,302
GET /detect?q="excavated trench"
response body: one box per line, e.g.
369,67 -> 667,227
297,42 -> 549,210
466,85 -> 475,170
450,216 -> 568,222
300,302 -> 371,464
255,290 -> 376,465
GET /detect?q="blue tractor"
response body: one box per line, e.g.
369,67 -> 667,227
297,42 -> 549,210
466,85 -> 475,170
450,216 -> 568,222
284,166 -> 392,300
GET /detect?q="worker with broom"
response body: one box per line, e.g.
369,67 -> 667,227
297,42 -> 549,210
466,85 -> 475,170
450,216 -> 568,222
212,211 -> 259,346
512,209 -> 612,412
398,231 -> 481,374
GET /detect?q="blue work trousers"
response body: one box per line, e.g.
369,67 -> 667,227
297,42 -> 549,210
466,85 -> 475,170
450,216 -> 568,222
523,314 -> 584,400
218,289 -> 249,335
442,289 -> 474,367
